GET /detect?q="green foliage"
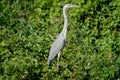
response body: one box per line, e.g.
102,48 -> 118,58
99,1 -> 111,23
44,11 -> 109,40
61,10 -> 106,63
0,0 -> 120,79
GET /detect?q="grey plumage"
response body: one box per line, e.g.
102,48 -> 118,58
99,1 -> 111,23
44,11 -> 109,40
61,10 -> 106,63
47,4 -> 77,67
48,32 -> 66,66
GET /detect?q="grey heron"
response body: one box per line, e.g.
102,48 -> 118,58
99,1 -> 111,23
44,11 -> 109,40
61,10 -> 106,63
47,4 -> 77,67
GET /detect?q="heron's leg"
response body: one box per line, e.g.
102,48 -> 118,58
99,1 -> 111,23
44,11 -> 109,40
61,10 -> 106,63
57,52 -> 61,68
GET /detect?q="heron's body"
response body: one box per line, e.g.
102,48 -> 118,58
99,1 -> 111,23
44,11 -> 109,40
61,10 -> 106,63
48,31 -> 66,65
47,4 -> 77,67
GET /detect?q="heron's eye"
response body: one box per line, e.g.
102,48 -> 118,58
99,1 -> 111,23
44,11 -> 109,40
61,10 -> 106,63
68,4 -> 71,6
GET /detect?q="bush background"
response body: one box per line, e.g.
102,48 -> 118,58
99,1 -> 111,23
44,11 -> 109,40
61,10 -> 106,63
0,0 -> 120,80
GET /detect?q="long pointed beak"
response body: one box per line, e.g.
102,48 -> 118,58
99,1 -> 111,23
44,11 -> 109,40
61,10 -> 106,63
71,5 -> 78,8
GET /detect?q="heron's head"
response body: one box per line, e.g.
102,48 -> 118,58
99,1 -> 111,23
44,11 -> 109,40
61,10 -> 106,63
63,4 -> 77,10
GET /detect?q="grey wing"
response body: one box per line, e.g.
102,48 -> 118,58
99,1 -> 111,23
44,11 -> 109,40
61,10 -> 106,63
48,33 -> 66,63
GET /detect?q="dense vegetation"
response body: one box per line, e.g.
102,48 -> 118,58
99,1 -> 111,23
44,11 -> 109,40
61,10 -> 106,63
0,0 -> 120,79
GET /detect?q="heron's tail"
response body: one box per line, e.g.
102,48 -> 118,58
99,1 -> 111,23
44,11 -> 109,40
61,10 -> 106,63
47,60 -> 52,66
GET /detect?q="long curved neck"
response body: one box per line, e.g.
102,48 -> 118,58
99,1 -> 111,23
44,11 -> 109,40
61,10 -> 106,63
62,8 -> 68,37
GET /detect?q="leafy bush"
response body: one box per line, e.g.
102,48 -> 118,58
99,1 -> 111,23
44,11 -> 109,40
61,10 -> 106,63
0,0 -> 120,79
